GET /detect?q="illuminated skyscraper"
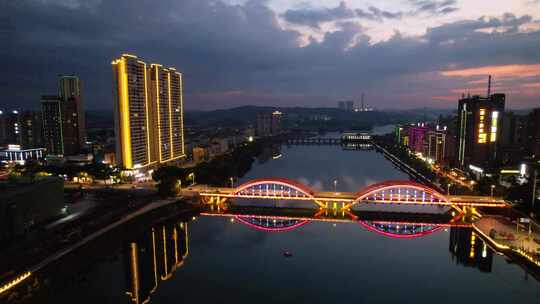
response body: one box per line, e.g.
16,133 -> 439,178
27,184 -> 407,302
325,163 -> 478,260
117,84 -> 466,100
457,93 -> 505,171
112,54 -> 185,170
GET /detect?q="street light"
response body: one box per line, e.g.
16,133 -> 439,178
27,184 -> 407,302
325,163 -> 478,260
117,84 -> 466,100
188,172 -> 196,186
229,177 -> 234,188
447,183 -> 452,195
490,184 -> 495,197
333,179 -> 338,193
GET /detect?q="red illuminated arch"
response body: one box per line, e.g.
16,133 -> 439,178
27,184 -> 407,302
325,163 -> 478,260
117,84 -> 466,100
356,211 -> 464,238
352,180 -> 450,206
233,177 -> 315,199
234,216 -> 309,232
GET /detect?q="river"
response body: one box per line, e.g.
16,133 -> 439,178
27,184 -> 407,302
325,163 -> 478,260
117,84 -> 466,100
8,143 -> 540,303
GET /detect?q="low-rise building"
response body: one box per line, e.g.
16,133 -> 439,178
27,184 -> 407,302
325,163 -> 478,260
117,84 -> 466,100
0,144 -> 45,164
192,147 -> 208,164
0,177 -> 65,240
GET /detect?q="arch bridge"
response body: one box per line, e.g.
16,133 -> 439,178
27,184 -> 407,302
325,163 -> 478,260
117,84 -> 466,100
186,178 -> 509,211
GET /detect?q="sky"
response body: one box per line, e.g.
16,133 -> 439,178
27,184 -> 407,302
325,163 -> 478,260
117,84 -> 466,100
2,0 -> 540,111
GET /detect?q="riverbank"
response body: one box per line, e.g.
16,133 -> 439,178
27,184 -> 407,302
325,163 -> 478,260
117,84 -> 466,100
0,191 -> 197,301
473,216 -> 540,280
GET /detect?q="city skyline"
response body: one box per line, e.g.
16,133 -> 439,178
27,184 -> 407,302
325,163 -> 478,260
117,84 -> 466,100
3,0 -> 540,111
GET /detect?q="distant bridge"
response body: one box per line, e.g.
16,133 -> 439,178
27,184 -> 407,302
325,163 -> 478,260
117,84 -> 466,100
286,133 -> 372,146
287,137 -> 343,145
183,178 -> 510,211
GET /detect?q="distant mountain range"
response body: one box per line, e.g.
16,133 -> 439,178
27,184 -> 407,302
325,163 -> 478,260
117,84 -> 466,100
87,105 -> 534,130
185,105 -> 454,127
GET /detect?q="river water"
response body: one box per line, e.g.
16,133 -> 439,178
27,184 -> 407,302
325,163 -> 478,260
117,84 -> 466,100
17,144 -> 540,303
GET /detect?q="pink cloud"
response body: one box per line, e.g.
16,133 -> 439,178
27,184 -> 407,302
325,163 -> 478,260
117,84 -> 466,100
440,64 -> 540,78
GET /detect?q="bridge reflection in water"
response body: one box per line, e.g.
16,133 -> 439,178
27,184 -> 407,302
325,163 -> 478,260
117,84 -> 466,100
206,207 -> 494,272
121,207 -> 500,303
124,220 -> 189,304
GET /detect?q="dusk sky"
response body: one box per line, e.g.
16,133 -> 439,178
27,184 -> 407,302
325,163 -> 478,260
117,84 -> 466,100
3,0 -> 540,110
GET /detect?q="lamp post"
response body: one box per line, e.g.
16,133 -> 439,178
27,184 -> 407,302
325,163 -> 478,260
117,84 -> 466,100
532,169 -> 538,210
447,183 -> 452,195
229,177 -> 234,188
490,184 -> 495,197
333,179 -> 338,193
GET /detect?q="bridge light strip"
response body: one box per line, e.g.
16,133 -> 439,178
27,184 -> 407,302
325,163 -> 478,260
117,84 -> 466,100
0,271 -> 31,295
234,216 -> 309,232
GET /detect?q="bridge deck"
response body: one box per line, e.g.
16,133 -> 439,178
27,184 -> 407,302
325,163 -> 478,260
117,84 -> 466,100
183,185 -> 509,208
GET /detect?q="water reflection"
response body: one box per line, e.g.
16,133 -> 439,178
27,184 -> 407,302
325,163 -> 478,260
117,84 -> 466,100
450,228 -> 493,273
257,145 -> 282,164
226,208 -> 471,238
124,221 -> 189,304
122,210 -> 499,303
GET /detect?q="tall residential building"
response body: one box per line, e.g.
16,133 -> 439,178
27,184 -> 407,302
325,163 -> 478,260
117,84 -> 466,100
41,75 -> 86,156
457,93 -> 505,170
256,111 -> 282,137
112,54 -> 185,170
426,130 -> 446,164
59,75 -> 86,146
256,112 -> 271,137
149,64 -> 185,163
20,111 -> 43,148
41,96 -> 64,155
271,111 -> 282,135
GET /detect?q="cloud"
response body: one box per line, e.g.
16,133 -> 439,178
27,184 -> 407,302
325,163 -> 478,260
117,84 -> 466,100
409,0 -> 459,16
2,1 -> 540,110
355,6 -> 404,22
283,1 -> 355,28
283,2 -> 404,28
440,64 -> 540,78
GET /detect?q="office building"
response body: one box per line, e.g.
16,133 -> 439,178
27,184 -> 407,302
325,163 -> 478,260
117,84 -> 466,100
457,93 -> 505,171
112,54 -> 185,170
